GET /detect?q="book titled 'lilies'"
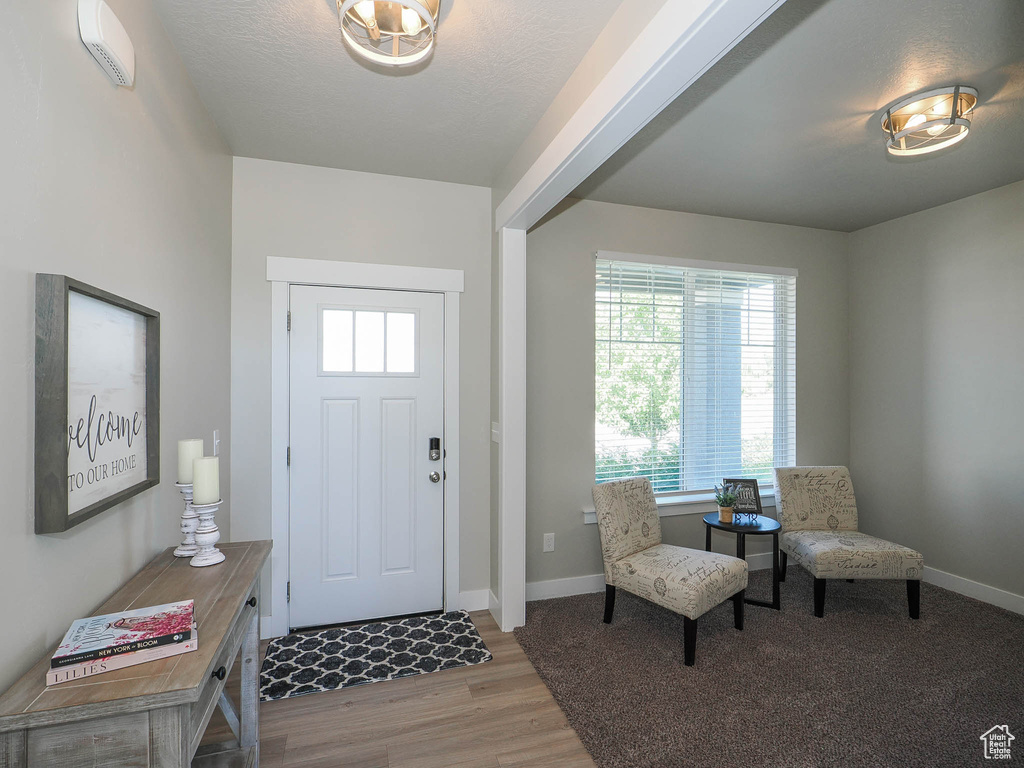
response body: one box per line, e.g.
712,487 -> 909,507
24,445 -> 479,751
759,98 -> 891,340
46,631 -> 198,686
51,600 -> 194,669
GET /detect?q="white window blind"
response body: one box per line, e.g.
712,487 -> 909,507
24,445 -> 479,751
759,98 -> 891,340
596,257 -> 796,495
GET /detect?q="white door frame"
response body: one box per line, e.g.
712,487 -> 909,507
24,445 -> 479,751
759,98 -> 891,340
265,255 -> 464,639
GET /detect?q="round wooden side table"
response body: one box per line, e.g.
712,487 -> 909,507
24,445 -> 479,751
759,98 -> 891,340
702,512 -> 781,610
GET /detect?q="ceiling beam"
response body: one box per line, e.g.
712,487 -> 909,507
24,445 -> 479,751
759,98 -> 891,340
494,0 -> 789,232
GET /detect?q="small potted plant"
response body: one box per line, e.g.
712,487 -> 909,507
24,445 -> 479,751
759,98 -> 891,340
715,483 -> 738,524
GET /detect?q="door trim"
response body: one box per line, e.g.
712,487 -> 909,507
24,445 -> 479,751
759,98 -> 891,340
266,256 -> 463,639
268,256 -> 464,292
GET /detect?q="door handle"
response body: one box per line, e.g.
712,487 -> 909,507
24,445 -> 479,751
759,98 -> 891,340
429,471 -> 441,483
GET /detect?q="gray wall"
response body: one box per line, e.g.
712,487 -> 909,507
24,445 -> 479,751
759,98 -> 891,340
848,178 -> 1024,596
525,199 -> 850,585
230,158 -> 493,618
0,1 -> 231,691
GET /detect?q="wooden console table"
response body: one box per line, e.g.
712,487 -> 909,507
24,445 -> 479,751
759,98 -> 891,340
0,540 -> 271,768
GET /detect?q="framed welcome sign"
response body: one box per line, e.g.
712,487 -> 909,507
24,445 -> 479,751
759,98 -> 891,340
35,275 -> 160,533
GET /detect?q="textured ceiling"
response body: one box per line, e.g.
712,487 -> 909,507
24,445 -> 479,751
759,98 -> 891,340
151,0 -> 623,187
575,0 -> 1024,232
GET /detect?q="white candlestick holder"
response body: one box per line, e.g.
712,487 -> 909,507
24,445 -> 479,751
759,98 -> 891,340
173,483 -> 199,558
190,500 -> 226,567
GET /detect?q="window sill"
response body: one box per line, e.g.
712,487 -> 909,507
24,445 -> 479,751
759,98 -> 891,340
582,492 -> 776,525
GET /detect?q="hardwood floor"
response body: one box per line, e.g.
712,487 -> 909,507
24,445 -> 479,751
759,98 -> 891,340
202,611 -> 595,768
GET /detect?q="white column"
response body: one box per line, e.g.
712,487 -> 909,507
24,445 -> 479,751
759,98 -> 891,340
498,227 -> 527,631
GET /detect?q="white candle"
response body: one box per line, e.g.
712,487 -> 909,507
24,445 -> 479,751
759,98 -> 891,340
192,456 -> 220,505
177,439 -> 204,484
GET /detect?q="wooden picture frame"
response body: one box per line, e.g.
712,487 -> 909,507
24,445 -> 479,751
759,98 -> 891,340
35,274 -> 160,533
723,478 -> 763,518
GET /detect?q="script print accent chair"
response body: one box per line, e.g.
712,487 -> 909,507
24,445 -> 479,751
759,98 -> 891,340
773,466 -> 923,619
593,477 -> 748,666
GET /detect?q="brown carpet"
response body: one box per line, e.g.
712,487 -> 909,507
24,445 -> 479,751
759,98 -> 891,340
514,568 -> 1024,768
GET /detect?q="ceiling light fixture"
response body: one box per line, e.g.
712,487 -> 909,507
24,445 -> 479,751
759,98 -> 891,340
337,0 -> 440,66
881,86 -> 978,156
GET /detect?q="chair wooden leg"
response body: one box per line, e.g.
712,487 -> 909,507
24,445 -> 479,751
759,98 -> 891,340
779,551 -> 788,582
907,580 -> 920,620
814,578 -> 826,618
683,617 -> 697,666
733,590 -> 745,630
603,585 -> 616,624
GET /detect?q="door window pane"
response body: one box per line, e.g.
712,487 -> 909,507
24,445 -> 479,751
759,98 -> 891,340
354,311 -> 386,372
386,312 -> 416,373
322,309 -> 354,372
322,307 -> 419,376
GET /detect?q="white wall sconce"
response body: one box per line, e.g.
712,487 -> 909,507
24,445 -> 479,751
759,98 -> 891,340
338,0 -> 440,66
881,86 -> 978,156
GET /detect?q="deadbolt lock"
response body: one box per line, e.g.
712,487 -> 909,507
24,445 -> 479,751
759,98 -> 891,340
429,471 -> 441,483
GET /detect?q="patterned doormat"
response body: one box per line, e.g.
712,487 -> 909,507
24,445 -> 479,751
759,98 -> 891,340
260,610 -> 492,701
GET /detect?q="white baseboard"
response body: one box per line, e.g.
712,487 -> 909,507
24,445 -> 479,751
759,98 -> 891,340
745,552 -> 773,572
526,552 -> 776,602
488,589 -> 501,627
260,615 -> 280,640
458,589 -> 491,612
265,562 -> 1024,636
526,573 -> 606,601
923,566 -> 1024,616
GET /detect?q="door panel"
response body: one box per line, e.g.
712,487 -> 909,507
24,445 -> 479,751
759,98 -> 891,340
323,398 -> 358,580
289,285 -> 445,628
381,398 -> 416,574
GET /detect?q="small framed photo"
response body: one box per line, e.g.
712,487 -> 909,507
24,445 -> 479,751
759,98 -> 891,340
723,478 -> 763,519
35,274 -> 160,534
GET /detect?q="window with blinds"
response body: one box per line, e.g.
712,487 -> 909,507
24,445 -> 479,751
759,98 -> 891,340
595,256 -> 796,495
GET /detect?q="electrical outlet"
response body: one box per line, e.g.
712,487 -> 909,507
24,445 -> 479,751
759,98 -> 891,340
543,533 -> 555,553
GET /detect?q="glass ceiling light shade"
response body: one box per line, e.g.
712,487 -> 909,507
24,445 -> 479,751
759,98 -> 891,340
881,86 -> 978,156
338,0 -> 440,66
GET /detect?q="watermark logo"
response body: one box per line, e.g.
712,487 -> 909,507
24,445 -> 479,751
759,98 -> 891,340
980,725 -> 1015,760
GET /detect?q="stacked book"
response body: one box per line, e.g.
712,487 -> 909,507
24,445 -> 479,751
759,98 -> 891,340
47,599 -> 197,686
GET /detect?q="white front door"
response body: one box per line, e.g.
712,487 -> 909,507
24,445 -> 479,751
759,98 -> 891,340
288,285 -> 445,629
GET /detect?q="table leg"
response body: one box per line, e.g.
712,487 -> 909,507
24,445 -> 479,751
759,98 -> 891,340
148,705 -> 189,768
240,589 -> 260,759
771,532 -> 780,610
741,529 -> 782,611
705,525 -> 712,552
0,731 -> 25,768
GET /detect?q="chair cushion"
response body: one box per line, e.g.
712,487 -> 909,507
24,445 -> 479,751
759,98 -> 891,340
773,466 -> 859,532
593,478 -> 663,573
781,531 -> 923,580
609,544 -> 748,620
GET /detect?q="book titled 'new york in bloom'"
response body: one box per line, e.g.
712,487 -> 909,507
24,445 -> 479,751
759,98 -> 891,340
51,599 -> 194,669
46,631 -> 198,686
